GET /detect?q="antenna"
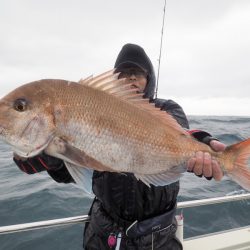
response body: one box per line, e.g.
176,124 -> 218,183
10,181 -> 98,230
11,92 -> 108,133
155,0 -> 167,99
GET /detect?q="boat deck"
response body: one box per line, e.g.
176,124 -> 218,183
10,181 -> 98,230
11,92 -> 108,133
184,226 -> 250,250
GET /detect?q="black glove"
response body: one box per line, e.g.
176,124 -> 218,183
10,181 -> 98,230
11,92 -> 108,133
13,152 -> 65,174
13,152 -> 75,183
189,130 -> 218,146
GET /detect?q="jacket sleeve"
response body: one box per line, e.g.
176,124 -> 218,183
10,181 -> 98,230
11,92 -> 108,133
153,98 -> 189,129
153,98 -> 217,144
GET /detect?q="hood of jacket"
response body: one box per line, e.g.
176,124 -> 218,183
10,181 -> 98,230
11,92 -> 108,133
114,43 -> 156,99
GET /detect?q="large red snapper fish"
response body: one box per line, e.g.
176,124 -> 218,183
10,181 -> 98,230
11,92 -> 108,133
0,70 -> 250,192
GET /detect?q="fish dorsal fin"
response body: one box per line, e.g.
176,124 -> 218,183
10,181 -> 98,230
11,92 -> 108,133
79,69 -> 188,135
79,69 -> 116,87
78,75 -> 93,85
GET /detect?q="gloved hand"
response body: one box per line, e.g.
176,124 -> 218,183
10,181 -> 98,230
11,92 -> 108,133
13,152 -> 64,174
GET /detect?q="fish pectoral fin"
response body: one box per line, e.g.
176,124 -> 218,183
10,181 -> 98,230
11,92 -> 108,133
134,168 -> 184,187
64,162 -> 94,195
45,137 -> 112,171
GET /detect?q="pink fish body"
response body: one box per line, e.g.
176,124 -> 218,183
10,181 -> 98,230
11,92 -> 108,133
0,71 -> 250,190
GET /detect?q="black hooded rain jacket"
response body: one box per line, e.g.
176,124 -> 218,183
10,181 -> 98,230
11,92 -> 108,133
14,44 -> 216,249
83,44 -> 187,250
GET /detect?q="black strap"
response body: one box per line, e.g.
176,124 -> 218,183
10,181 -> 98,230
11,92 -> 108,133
126,204 -> 176,238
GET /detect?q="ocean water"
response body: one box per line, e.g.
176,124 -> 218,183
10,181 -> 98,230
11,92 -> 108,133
0,116 -> 250,250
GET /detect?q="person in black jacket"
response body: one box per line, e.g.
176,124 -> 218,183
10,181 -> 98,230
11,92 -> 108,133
13,43 -> 225,250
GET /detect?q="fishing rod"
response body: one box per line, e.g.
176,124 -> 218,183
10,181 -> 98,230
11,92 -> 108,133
155,0 -> 167,99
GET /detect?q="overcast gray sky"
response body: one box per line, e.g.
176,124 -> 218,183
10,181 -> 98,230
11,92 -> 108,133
1,0 -> 250,116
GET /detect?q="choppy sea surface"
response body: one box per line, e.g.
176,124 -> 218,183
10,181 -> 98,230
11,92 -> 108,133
0,115 -> 250,250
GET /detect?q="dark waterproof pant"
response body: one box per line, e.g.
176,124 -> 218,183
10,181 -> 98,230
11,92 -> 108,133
83,199 -> 182,250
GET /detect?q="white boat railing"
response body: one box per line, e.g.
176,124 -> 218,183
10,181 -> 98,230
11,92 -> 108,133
177,193 -> 250,209
0,193 -> 250,235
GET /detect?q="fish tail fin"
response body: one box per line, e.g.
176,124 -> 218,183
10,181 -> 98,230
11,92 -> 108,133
226,138 -> 250,191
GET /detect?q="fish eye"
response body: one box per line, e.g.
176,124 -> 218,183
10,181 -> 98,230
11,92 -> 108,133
13,98 -> 28,112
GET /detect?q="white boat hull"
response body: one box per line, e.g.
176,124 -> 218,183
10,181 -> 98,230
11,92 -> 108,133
184,226 -> 250,250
